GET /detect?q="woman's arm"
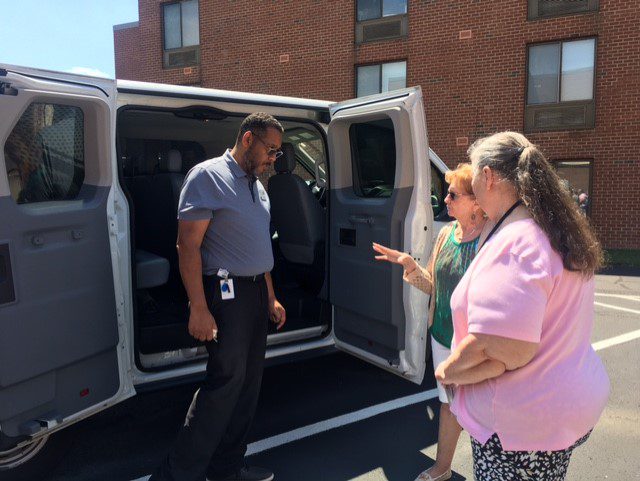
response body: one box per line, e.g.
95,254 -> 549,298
435,333 -> 538,385
373,225 -> 452,295
372,242 -> 432,293
436,358 -> 506,386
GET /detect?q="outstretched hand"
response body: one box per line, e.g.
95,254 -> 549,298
372,242 -> 417,272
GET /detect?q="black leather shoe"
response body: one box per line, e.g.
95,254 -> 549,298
207,466 -> 274,481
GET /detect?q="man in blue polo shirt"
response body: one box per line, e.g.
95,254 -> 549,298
152,113 -> 286,481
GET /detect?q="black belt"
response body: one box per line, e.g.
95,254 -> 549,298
206,273 -> 265,282
232,273 -> 265,282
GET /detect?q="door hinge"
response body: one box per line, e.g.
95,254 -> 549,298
108,215 -> 118,237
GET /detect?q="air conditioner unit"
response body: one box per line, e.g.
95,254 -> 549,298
164,46 -> 200,68
540,0 -> 589,15
356,15 -> 408,44
529,0 -> 598,19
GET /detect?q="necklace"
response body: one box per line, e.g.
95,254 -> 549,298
477,200 -> 522,251
456,222 -> 480,243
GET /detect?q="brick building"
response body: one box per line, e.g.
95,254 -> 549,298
114,0 -> 640,250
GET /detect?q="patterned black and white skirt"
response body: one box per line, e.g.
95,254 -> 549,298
470,430 -> 592,481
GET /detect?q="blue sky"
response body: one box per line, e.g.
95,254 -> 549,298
0,0 -> 139,78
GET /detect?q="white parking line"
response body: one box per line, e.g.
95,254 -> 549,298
592,329 -> 640,351
595,293 -> 640,302
594,301 -> 640,315
244,330 -> 640,457
246,388 -> 439,455
131,322 -> 640,480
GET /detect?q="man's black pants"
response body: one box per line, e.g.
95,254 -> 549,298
152,275 -> 269,481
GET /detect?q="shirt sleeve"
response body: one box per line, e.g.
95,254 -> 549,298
177,167 -> 217,221
467,249 -> 552,343
403,265 -> 433,294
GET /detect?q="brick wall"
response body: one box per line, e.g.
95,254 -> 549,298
114,0 -> 640,249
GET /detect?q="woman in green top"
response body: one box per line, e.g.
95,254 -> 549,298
373,163 -> 486,481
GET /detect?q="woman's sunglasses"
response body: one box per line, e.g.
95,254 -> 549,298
447,190 -> 473,201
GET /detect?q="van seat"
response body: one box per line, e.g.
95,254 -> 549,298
268,143 -> 325,266
132,149 -> 185,269
135,249 -> 170,289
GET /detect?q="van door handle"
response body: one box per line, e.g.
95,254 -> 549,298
0,243 -> 16,305
349,214 -> 374,226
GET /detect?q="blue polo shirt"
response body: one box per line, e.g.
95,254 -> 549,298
177,149 -> 274,276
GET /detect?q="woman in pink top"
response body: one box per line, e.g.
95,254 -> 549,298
435,131 -> 609,481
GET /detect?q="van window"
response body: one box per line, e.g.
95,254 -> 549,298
430,163 -> 446,217
260,124 -> 326,190
284,128 -> 326,185
4,103 -> 85,204
349,119 -> 396,198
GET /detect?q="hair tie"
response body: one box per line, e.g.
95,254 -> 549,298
513,146 -> 525,161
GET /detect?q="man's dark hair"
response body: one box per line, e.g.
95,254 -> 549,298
236,112 -> 283,144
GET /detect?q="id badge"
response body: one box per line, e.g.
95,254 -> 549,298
220,279 -> 235,300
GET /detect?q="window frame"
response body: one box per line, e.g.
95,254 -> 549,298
524,37 -> 597,132
161,0 -> 200,69
356,0 -> 408,22
355,60 -> 408,98
553,159 -> 594,217
528,0 -> 599,21
355,0 -> 409,44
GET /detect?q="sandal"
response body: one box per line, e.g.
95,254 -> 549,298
413,468 -> 452,481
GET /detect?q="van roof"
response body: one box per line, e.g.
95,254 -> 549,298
1,63 -> 447,168
117,79 -> 333,112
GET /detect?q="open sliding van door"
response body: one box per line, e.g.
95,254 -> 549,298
327,87 -> 432,384
0,66 -> 133,473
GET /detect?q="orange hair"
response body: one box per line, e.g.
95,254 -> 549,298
445,163 -> 474,194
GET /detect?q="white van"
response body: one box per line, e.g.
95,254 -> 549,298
0,64 -> 451,479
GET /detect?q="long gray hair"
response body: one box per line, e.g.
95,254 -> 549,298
468,131 -> 603,276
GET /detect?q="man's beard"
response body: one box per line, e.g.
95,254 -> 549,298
244,145 -> 261,175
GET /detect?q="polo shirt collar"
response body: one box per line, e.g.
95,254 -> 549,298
224,149 -> 248,178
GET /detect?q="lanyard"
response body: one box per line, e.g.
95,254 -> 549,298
477,200 -> 522,252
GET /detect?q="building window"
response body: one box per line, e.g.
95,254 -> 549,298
554,160 -> 592,216
355,0 -> 408,44
525,38 -> 596,132
528,0 -> 598,20
4,103 -> 85,204
356,61 -> 407,97
350,119 -> 396,198
163,0 -> 200,68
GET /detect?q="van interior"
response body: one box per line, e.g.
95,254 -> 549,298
117,106 -> 331,369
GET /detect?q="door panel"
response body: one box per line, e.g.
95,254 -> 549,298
0,65 -> 132,441
328,88 -> 432,384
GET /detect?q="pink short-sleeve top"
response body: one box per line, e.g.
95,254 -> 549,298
449,218 -> 609,451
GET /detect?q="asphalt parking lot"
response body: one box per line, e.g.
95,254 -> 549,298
42,272 -> 640,481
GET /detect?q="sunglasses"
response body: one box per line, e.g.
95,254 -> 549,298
251,132 -> 283,159
447,190 -> 473,201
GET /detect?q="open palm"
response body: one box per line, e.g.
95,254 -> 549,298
372,242 -> 416,271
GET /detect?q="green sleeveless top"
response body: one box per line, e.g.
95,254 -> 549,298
431,223 -> 479,348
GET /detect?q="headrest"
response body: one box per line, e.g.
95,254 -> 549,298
160,149 -> 182,173
274,143 -> 296,173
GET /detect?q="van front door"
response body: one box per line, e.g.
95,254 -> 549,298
0,66 -> 133,456
327,87 -> 432,384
